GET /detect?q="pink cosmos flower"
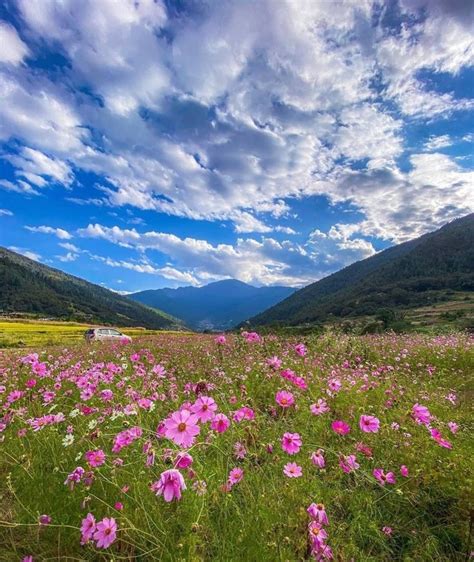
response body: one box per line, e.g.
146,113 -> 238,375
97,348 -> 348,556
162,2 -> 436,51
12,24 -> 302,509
85,449 -> 106,468
310,450 -> 325,468
112,427 -> 142,453
281,432 -> 302,455
295,343 -> 307,356
339,455 -> 359,473
373,468 -> 396,486
308,521 -> 328,548
331,420 -> 351,435
310,399 -> 330,416
114,502 -> 124,511
448,421 -> 458,434
22,557 -> 33,562
175,452 -> 193,469
307,503 -> 329,525
412,403 -> 432,425
382,526 -> 393,536
275,390 -> 295,408
266,356 -> 282,369
163,409 -> 200,447
80,513 -> 96,545
215,335 -> 226,344
94,517 -> 117,549
210,413 -> 230,433
400,465 -> 409,477
191,396 -> 218,422
152,469 -> 186,502
228,467 -> 244,486
233,406 -> 255,422
430,428 -> 452,449
283,462 -> 302,478
328,378 -> 341,392
359,415 -> 380,433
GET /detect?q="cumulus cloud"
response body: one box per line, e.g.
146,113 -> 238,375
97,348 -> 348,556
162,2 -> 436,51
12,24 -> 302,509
0,0 -> 473,276
78,223 -> 376,286
0,22 -> 29,65
26,225 -> 72,239
8,246 -> 41,261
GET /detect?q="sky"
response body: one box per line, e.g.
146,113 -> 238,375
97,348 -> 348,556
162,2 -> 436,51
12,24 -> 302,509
0,0 -> 473,293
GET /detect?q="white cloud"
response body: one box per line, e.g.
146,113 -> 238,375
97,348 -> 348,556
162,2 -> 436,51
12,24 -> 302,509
79,222 -> 376,286
8,246 -> 41,261
0,178 -> 40,195
26,225 -> 72,239
424,135 -> 452,151
56,252 -> 78,262
0,22 -> 29,65
0,208 -> 14,216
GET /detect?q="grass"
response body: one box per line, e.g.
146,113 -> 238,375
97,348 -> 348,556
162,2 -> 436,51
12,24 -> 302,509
0,319 -> 189,348
0,331 -> 472,561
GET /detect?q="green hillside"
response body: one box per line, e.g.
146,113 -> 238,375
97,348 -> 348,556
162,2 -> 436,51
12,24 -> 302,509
246,214 -> 474,329
0,247 -> 178,329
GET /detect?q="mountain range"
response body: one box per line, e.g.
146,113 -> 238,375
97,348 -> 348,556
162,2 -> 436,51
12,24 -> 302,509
129,280 -> 295,330
0,247 -> 178,329
246,214 -> 474,328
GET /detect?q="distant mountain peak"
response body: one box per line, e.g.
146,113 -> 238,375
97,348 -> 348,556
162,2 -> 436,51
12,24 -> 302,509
130,279 -> 295,330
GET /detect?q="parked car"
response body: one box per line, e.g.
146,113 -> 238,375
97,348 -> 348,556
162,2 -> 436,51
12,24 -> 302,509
84,327 -> 132,343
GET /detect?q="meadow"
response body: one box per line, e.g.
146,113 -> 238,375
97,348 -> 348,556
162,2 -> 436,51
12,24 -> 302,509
0,331 -> 472,561
0,320 -> 185,349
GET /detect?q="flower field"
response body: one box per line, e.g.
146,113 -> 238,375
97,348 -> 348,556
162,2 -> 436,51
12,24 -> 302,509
0,332 -> 472,561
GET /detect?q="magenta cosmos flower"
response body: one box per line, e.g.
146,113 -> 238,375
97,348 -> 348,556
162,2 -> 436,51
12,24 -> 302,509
283,462 -> 302,478
359,415 -> 380,433
373,468 -> 396,486
164,409 -> 200,447
308,521 -> 328,548
412,403 -> 432,425
210,413 -> 230,433
152,469 -> 186,502
191,396 -> 218,423
331,420 -> 351,435
310,450 -> 325,468
400,465 -> 409,477
228,467 -> 244,486
281,432 -> 302,455
80,513 -> 96,545
175,451 -> 193,469
94,517 -> 117,549
307,503 -> 329,525
85,449 -> 106,468
275,390 -> 295,408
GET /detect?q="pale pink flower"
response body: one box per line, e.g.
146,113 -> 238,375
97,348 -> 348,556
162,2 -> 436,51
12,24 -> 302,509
163,409 -> 200,447
283,462 -> 302,478
308,521 -> 328,548
448,421 -> 458,434
281,432 -> 302,455
215,335 -> 226,344
310,399 -> 329,416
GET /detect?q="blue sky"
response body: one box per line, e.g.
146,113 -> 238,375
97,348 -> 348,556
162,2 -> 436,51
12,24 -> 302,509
0,0 -> 473,292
